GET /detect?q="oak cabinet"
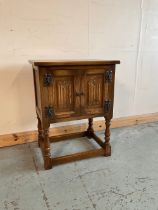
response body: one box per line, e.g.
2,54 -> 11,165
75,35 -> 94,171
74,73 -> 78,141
30,60 -> 120,169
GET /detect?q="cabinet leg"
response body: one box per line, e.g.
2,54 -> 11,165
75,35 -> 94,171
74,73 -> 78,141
37,116 -> 42,147
86,118 -> 94,138
42,126 -> 52,170
104,117 -> 111,156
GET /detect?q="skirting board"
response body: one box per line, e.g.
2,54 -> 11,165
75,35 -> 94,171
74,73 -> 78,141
0,113 -> 158,148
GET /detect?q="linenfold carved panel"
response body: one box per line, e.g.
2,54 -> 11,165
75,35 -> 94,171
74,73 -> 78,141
87,75 -> 103,108
48,77 -> 74,111
57,80 -> 73,108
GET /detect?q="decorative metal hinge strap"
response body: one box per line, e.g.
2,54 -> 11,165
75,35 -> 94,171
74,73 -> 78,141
105,70 -> 113,83
45,106 -> 55,118
104,100 -> 111,113
44,73 -> 53,86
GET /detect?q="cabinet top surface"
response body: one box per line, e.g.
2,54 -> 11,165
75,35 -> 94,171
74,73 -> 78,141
29,59 -> 120,66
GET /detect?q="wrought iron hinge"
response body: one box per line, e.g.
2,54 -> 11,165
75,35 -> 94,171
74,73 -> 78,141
44,73 -> 53,86
104,100 -> 111,113
45,106 -> 55,118
105,70 -> 113,83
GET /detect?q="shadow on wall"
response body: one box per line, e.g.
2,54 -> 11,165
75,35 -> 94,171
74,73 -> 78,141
0,63 -> 36,135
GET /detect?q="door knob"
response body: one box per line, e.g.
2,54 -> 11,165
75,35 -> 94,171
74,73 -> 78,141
75,92 -> 80,97
80,92 -> 85,96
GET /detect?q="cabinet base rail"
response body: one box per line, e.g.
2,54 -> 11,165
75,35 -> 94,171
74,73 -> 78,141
39,130 -> 111,169
52,148 -> 105,166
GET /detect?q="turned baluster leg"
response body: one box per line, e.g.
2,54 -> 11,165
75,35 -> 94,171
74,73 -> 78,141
104,117 -> 111,156
42,125 -> 52,170
37,116 -> 42,147
87,118 -> 94,138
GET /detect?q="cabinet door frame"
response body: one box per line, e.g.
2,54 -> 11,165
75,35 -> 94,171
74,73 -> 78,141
80,65 -> 115,118
41,67 -> 81,123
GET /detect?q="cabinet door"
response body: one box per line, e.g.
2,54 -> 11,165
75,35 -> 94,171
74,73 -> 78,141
81,67 -> 115,117
46,69 -> 81,121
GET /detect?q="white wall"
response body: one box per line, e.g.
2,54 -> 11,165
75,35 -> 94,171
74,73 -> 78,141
0,0 -> 158,135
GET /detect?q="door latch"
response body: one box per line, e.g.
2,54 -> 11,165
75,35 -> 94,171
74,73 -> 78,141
75,92 -> 85,97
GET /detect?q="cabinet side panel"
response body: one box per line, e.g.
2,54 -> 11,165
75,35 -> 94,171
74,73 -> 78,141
35,69 -> 42,112
33,67 -> 37,107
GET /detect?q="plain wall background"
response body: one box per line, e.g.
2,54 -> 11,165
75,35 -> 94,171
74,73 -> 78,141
0,0 -> 158,135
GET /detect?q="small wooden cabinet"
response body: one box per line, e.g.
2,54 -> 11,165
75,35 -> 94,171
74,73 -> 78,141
29,60 -> 120,169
